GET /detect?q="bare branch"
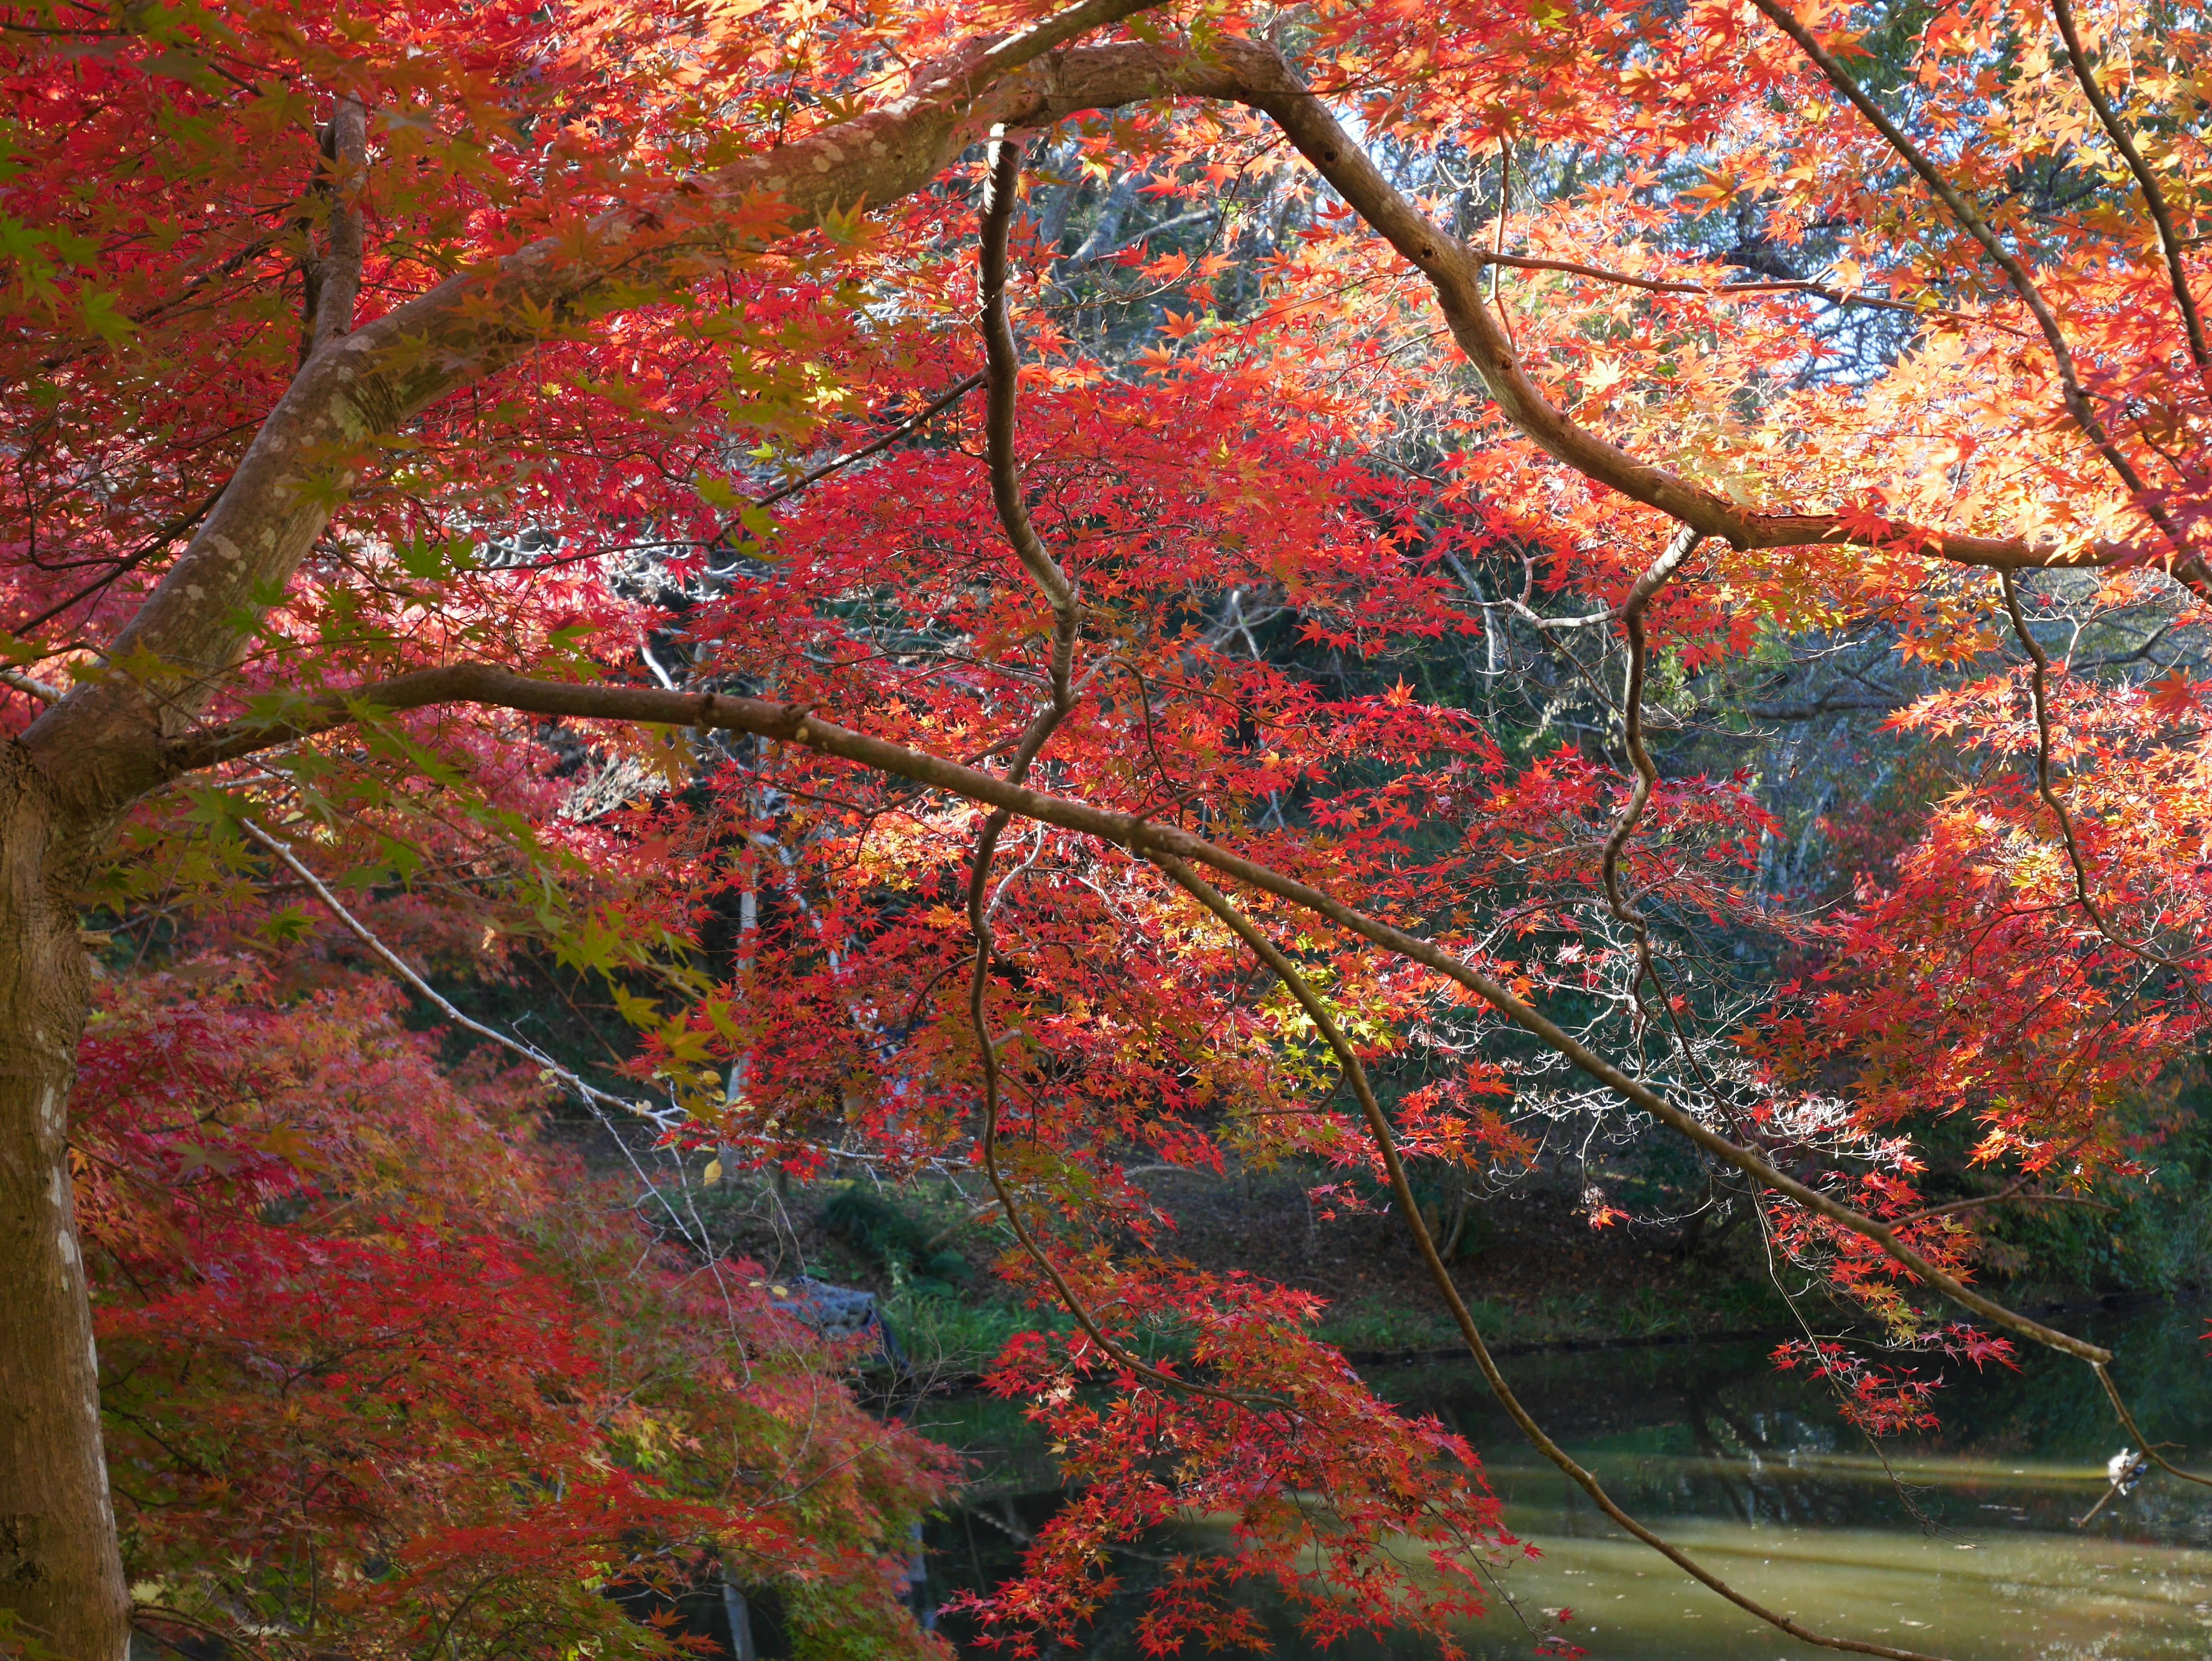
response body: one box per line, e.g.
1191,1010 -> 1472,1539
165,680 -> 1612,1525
1153,853 -> 1946,1661
238,816 -> 647,1122
1,668 -> 62,703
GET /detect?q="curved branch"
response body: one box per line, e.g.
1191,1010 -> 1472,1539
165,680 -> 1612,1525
1744,0 -> 2199,578
37,26 -> 2195,826
963,131 -> 1266,1412
1599,524 -> 1700,951
154,660 -> 2112,1367
1210,39 -> 2156,578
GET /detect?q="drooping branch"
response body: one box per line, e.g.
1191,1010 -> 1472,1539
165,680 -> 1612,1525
961,130 -> 1269,1410
237,816 -> 770,1327
1153,852 -> 1947,1661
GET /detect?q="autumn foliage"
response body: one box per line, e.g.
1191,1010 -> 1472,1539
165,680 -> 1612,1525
74,965 -> 952,1658
3,0 -> 2212,1656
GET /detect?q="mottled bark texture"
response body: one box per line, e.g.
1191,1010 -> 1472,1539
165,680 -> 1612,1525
0,747 -> 123,1661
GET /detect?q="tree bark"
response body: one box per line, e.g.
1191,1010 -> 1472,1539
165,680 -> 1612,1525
0,742 -> 124,1661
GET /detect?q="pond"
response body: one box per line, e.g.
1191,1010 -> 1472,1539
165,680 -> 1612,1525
907,1302 -> 2212,1659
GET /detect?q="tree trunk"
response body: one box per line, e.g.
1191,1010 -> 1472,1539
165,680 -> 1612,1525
0,743 -> 126,1661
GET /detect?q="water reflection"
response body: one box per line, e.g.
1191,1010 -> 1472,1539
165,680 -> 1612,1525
914,1303 -> 2212,1658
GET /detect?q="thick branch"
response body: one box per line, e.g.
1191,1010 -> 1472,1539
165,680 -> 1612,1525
21,0 -> 1177,818
35,25 -> 2183,823
309,96 -> 368,353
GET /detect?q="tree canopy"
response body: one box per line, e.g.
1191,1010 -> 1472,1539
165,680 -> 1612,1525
3,1 -> 2211,1658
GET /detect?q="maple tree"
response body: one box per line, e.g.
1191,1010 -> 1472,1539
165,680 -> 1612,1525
3,0 -> 2212,1658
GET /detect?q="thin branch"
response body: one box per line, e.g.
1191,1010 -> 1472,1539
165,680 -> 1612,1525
6,479 -> 230,640
1889,1189 -> 2112,1226
237,818 -> 643,1121
2047,0 -> 2209,373
1480,250 -> 2028,338
1152,854 -> 1946,1661
727,371 -> 986,533
1745,0 -> 2200,585
1997,571 -> 2196,972
964,130 -> 1267,1412
2094,1370 -> 2212,1492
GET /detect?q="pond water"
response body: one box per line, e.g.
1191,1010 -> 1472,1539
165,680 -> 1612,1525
908,1303 -> 2212,1659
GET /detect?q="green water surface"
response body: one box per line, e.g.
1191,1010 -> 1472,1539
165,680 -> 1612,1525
913,1303 -> 2212,1658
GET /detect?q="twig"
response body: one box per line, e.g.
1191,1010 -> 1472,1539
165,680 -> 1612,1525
720,370 -> 986,541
